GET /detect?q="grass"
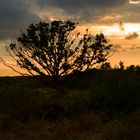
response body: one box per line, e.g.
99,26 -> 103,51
0,70 -> 139,139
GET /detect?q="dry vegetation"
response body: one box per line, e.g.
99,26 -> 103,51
0,69 -> 140,140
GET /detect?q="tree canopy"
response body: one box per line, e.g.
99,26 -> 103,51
5,20 -> 112,80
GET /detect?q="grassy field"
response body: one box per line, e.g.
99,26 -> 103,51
0,70 -> 140,140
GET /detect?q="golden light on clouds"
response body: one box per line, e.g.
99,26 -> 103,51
129,0 -> 140,4
85,23 -> 140,39
101,15 -> 121,21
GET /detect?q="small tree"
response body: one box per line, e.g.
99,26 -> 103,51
126,65 -> 140,72
100,62 -> 112,70
119,61 -> 125,71
4,20 -> 112,81
126,65 -> 135,71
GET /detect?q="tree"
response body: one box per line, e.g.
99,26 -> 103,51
126,65 -> 135,71
119,61 -> 125,70
3,20 -> 112,81
100,62 -> 112,70
126,65 -> 140,71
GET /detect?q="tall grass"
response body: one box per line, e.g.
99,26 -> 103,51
0,70 -> 139,139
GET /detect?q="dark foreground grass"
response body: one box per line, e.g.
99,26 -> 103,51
0,70 -> 140,140
0,110 -> 139,140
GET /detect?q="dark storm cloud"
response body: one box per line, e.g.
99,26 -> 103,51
1,0 -> 140,40
36,0 -> 140,25
36,0 -> 128,22
37,0 -> 127,11
0,0 -> 40,40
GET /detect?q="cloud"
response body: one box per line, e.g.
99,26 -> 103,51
129,0 -> 140,4
130,44 -> 140,50
36,0 -> 140,25
111,44 -> 122,52
37,0 -> 127,10
111,43 -> 140,52
1,0 -> 140,40
0,0 -> 129,40
125,32 -> 139,40
119,21 -> 125,31
0,0 -> 41,40
36,0 -> 128,23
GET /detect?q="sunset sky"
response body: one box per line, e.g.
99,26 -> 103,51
0,0 -> 140,76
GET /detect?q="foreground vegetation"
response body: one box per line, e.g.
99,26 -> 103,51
0,69 -> 140,140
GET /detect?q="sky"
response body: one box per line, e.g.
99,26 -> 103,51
0,0 -> 140,76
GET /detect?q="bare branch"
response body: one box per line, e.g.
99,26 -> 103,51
0,57 -> 30,76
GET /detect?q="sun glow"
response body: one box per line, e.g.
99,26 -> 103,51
129,0 -> 140,4
91,23 -> 140,37
124,23 -> 140,33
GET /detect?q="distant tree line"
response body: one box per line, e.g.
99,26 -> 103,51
100,61 -> 140,71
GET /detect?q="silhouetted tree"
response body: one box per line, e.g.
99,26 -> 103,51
126,65 -> 140,72
119,61 -> 125,70
126,65 -> 135,71
100,62 -> 112,70
4,20 -> 112,81
135,65 -> 140,71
